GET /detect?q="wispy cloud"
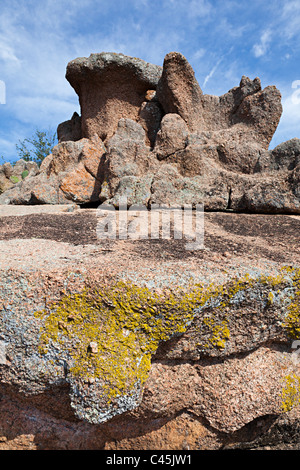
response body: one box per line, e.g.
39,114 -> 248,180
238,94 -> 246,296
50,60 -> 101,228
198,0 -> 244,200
167,0 -> 212,16
253,29 -> 272,58
202,59 -> 222,88
0,41 -> 20,65
281,0 -> 300,40
185,0 -> 212,19
192,48 -> 206,61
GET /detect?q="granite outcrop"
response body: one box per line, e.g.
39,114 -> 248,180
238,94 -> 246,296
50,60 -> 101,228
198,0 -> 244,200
0,51 -> 299,214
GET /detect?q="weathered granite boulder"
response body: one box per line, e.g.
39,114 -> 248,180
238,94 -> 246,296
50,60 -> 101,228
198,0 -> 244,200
268,138 -> 300,172
156,51 -> 204,133
66,52 -> 162,142
154,113 -> 189,160
0,51 -> 299,213
99,118 -> 156,206
0,139 -> 106,205
156,52 -> 282,148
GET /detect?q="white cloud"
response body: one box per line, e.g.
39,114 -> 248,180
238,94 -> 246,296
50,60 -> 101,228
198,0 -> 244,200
187,0 -> 212,18
0,42 -> 20,64
10,95 -> 79,127
253,29 -> 272,58
281,1 -> 300,39
193,48 -> 206,60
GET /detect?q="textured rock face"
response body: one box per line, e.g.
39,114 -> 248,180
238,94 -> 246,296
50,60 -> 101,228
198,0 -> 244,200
57,111 -> 82,143
0,50 -> 298,213
66,52 -> 162,142
0,209 -> 300,449
1,52 -> 299,451
0,139 -> 106,205
156,51 -> 204,133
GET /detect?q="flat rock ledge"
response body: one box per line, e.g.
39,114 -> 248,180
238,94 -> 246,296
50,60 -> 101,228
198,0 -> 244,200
0,207 -> 300,450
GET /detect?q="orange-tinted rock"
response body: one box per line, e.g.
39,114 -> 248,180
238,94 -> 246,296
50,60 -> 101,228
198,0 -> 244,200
60,164 -> 100,203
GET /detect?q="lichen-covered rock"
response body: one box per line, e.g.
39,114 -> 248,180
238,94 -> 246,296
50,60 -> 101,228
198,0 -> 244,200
0,208 -> 300,449
229,173 -> 300,213
154,113 -> 189,160
0,245 -> 300,441
100,118 -> 156,205
268,138 -> 300,172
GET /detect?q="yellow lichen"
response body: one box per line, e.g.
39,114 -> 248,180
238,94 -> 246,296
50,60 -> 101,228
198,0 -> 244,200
202,317 -> 230,350
268,291 -> 275,305
34,266 -> 300,404
281,268 -> 300,339
281,374 -> 300,412
35,281 -> 197,402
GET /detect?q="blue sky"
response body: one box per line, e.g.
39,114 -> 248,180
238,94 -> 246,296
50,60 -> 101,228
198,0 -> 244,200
0,0 -> 300,162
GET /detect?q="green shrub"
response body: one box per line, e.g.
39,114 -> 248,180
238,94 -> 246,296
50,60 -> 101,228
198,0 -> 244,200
21,170 -> 29,180
16,128 -> 57,167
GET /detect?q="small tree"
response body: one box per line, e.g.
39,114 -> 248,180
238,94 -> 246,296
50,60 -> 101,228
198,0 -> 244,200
16,128 -> 57,166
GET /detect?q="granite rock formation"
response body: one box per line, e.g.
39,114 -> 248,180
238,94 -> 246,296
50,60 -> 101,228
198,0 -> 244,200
0,51 -> 299,213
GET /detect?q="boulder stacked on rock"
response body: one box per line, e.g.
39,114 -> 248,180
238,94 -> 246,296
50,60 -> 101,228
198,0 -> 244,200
0,51 -> 299,213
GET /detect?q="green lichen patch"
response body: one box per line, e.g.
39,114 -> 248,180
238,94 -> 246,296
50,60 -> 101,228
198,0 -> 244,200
21,170 -> 29,180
